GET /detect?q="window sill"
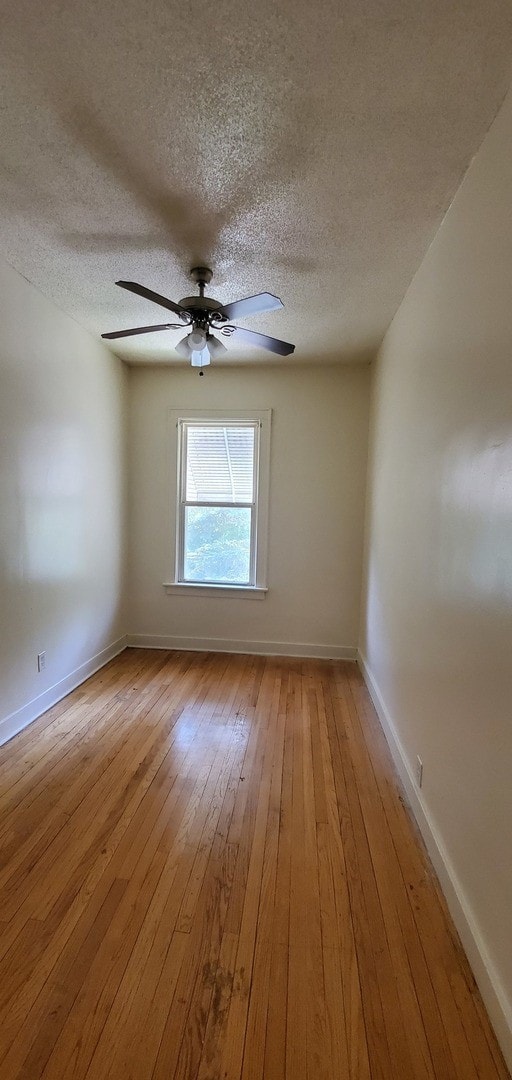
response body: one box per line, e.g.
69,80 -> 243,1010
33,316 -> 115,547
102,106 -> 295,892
163,582 -> 268,600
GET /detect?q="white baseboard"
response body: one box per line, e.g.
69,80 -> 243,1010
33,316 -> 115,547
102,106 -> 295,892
127,634 -> 356,661
0,636 -> 128,748
357,651 -> 512,1073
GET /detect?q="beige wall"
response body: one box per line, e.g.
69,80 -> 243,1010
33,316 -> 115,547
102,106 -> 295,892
0,257 -> 127,742
360,90 -> 512,1061
127,363 -> 370,655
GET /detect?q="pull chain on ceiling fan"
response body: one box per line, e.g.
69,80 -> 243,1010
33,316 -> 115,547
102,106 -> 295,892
102,266 -> 295,367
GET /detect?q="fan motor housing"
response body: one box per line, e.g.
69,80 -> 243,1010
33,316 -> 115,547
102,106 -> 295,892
178,295 -> 227,326
178,295 -> 223,312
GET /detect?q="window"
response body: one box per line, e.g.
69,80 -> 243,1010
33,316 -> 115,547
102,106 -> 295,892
165,410 -> 270,597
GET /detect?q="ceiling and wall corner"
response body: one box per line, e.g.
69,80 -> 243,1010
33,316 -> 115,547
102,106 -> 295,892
1,1 -> 512,366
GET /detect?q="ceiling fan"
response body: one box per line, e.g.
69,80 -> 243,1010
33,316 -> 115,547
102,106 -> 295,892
102,266 -> 295,368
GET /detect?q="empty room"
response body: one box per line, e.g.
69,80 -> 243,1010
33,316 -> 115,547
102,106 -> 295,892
1,2 -> 511,1077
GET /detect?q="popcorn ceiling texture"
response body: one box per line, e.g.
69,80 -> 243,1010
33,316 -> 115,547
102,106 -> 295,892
1,0 -> 512,365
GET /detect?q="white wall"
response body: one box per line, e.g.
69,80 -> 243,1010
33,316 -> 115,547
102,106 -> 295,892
360,89 -> 512,1064
0,257 -> 127,743
127,363 -> 370,656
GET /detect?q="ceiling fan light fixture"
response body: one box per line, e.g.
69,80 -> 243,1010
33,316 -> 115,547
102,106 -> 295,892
190,347 -> 211,368
185,327 -> 211,368
187,328 -> 207,351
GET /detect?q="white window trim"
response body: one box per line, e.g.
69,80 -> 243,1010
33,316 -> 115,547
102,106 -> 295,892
163,582 -> 268,599
164,408 -> 271,598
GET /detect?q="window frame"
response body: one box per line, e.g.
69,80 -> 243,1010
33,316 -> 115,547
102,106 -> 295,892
164,409 -> 271,599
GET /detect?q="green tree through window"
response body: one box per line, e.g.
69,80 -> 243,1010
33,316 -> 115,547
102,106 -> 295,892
184,505 -> 252,583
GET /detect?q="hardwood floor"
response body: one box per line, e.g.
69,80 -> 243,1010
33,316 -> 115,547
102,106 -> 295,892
0,648 -> 508,1079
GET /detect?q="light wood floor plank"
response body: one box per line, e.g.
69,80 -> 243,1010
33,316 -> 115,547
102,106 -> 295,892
0,649 -> 507,1080
316,675 -> 371,1079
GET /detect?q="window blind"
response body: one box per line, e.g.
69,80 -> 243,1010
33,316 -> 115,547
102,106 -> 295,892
185,424 -> 255,503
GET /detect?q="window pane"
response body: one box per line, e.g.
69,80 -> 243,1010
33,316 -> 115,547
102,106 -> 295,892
183,506 -> 252,584
185,425 -> 255,503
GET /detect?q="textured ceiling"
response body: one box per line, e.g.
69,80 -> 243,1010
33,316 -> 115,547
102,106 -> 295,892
1,1 -> 512,366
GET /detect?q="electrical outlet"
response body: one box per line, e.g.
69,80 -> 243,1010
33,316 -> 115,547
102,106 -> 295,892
37,651 -> 46,672
415,755 -> 423,789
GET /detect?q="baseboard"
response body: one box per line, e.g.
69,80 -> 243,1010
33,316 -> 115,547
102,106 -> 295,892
127,634 -> 356,661
0,636 -> 128,748
357,650 -> 512,1072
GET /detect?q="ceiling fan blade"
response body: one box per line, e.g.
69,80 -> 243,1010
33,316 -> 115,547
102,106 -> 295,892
207,334 -> 228,356
228,325 -> 295,356
102,322 -> 181,339
219,292 -> 283,320
115,280 -> 189,319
